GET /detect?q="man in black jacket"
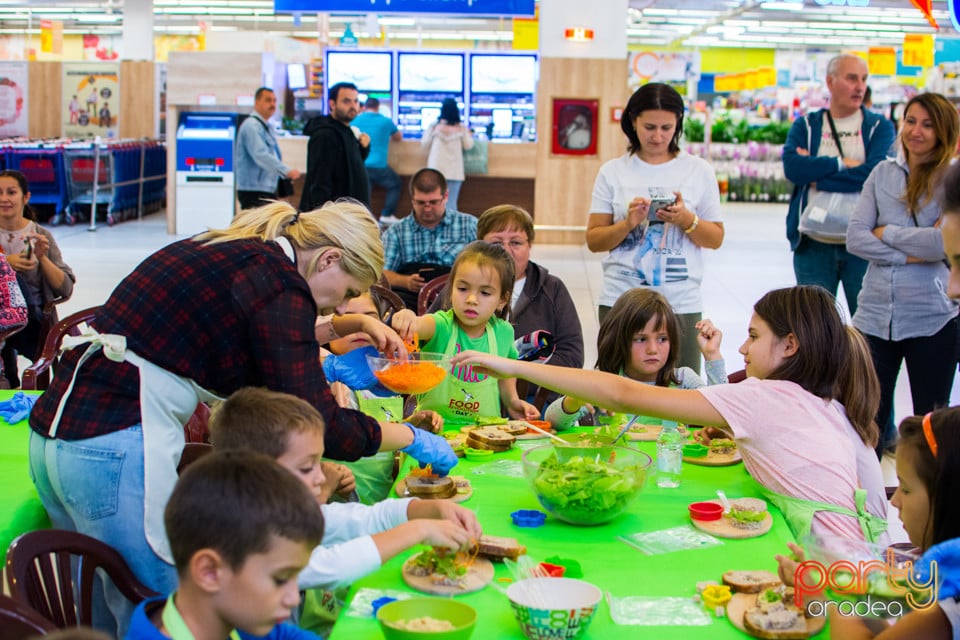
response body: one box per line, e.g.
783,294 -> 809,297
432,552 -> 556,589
299,82 -> 371,211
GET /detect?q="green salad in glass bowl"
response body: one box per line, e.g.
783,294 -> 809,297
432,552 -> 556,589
521,444 -> 651,526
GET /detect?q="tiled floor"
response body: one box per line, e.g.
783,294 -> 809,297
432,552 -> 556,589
47,201 -> 944,542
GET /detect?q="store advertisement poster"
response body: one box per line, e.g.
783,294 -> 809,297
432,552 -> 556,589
62,62 -> 119,139
0,62 -> 28,138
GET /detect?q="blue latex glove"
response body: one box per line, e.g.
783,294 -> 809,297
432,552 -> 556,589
917,539 -> 960,599
400,423 -> 458,476
0,391 -> 38,424
321,346 -> 392,396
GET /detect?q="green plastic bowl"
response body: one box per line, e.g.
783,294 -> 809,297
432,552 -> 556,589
376,598 -> 477,640
682,443 -> 709,458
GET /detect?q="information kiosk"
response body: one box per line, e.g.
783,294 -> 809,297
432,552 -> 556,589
174,112 -> 237,236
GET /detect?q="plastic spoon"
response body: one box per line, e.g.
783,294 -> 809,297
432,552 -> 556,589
611,414 -> 642,445
716,489 -> 732,514
523,421 -> 568,445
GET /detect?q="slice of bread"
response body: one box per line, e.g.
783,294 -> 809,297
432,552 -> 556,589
468,428 -> 517,445
722,570 -> 782,594
743,602 -> 809,639
473,535 -> 526,562
499,421 -> 531,436
405,475 -> 457,499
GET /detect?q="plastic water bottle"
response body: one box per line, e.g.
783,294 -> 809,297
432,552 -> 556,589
656,420 -> 683,488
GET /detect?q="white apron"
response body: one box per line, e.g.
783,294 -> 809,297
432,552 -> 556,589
46,329 -> 222,563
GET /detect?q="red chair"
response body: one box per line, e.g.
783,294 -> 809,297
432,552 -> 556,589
0,593 -> 56,639
417,274 -> 449,316
5,529 -> 158,629
21,306 -> 99,391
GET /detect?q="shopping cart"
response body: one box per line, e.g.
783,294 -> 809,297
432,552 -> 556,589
63,142 -> 114,225
4,145 -> 69,223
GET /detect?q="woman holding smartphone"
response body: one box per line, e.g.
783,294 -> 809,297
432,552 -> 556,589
586,83 -> 724,373
0,170 -> 75,387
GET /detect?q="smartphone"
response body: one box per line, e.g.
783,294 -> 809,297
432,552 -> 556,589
418,267 -> 438,281
22,240 -> 32,260
647,195 -> 677,222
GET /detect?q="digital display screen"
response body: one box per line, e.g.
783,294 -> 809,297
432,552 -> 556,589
470,54 -> 537,94
398,53 -> 464,92
420,107 -> 441,131
275,0 -> 535,16
326,51 -> 393,92
287,63 -> 307,90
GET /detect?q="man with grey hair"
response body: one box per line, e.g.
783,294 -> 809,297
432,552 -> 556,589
782,53 -> 894,314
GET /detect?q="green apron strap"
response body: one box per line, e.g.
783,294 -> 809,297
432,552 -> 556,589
758,486 -> 886,544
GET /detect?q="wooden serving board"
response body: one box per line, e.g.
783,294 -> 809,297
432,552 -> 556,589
691,501 -> 772,539
727,592 -> 825,639
625,425 -> 690,442
401,553 -> 494,596
395,476 -> 472,503
684,448 -> 742,466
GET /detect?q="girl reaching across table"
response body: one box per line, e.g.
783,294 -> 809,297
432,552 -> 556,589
452,285 -> 889,544
543,287 -> 726,430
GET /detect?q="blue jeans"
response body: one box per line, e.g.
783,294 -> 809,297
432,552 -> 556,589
446,179 -> 464,212
792,237 -> 868,315
366,166 -> 402,218
28,426 -> 178,637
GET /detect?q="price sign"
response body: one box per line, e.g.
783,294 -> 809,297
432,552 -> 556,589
902,34 -> 934,68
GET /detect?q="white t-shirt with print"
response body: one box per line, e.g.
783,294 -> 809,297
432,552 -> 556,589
590,151 -> 723,312
807,109 -> 866,208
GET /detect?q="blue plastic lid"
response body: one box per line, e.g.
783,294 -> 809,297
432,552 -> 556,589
511,509 -> 546,527
371,596 -> 397,617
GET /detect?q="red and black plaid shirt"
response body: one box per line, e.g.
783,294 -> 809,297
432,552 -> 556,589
29,238 -> 382,460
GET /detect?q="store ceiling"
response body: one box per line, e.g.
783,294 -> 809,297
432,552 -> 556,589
0,0 -> 952,49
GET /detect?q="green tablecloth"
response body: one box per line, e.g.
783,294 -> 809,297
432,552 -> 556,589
328,435 -> 829,639
0,390 -> 50,558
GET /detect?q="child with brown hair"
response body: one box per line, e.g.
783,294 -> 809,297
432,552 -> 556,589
125,449 -> 324,639
544,287 -> 725,429
208,387 -> 480,592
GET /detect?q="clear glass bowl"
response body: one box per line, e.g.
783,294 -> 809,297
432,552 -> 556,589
521,444 -> 651,526
366,352 -> 450,395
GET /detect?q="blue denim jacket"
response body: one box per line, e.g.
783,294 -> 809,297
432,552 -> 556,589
236,113 -> 290,193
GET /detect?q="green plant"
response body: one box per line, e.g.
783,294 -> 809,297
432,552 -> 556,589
684,118 -> 705,143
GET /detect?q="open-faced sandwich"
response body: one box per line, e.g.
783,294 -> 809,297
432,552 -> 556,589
404,474 -> 458,499
723,570 -> 783,594
710,438 -> 738,455
471,535 -> 527,562
443,432 -> 468,457
742,587 -> 810,639
728,498 -> 769,530
405,546 -> 477,589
